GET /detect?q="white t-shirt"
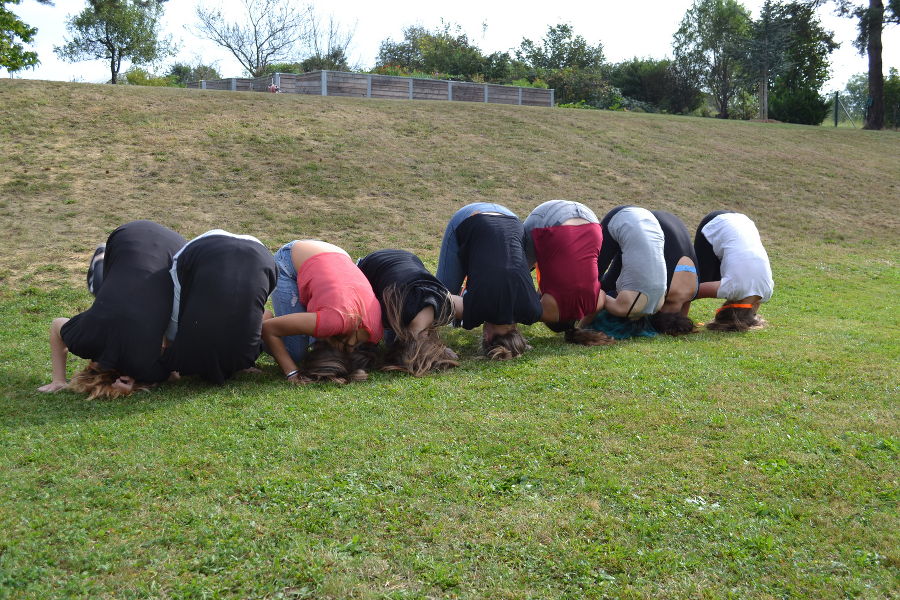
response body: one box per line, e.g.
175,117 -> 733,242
701,213 -> 773,302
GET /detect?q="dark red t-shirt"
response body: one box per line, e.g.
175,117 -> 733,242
531,223 -> 603,321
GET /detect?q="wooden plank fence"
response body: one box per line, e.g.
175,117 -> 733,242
187,70 -> 554,107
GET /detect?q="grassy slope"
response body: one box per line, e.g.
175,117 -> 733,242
0,80 -> 897,599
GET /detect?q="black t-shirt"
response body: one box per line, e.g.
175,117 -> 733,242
652,210 -> 698,290
61,220 -> 186,383
694,210 -> 735,283
455,213 -> 542,329
357,249 -> 450,328
162,235 -> 276,384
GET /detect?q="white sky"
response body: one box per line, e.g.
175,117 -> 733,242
6,0 -> 900,92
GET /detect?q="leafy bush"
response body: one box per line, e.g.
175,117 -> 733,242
122,67 -> 175,87
769,86 -> 829,125
167,62 -> 220,85
607,57 -> 703,114
510,78 -> 549,89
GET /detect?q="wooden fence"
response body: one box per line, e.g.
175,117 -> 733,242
187,70 -> 554,107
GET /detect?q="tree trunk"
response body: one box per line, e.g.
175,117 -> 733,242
759,67 -> 769,120
110,49 -> 117,84
865,0 -> 885,129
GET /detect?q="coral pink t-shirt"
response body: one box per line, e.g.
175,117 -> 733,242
297,252 -> 384,342
531,223 -> 603,321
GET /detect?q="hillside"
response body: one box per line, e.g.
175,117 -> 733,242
0,78 -> 897,287
0,80 -> 898,599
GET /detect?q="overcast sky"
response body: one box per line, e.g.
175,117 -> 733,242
7,0 -> 899,92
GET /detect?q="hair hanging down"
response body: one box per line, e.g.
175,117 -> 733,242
544,319 -> 614,345
381,285 -> 458,376
67,364 -> 146,400
649,312 -> 697,336
483,329 -> 531,360
706,306 -> 767,332
296,341 -> 376,384
563,327 -> 615,346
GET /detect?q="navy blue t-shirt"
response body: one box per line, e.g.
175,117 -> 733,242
455,213 -> 542,329
162,235 -> 276,384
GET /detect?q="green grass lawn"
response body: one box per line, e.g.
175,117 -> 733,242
0,80 -> 897,599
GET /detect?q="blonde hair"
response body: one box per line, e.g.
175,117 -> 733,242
380,285 -> 458,376
67,364 -> 147,399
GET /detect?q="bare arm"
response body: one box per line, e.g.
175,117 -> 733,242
450,295 -> 464,320
539,293 -> 560,324
261,313 -> 318,377
38,318 -> 70,392
697,281 -> 720,299
408,306 -> 436,336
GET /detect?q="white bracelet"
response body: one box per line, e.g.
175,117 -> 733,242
285,369 -> 300,379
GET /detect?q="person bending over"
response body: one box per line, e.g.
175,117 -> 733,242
38,220 -> 186,398
436,202 -> 542,360
357,249 -> 458,376
523,199 -> 612,346
597,206 -> 668,320
162,230 -> 276,384
648,209 -> 699,335
262,240 -> 383,383
694,210 -> 774,332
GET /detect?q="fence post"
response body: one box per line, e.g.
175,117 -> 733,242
231,78 -> 237,91
484,84 -> 488,103
834,91 -> 839,127
409,78 -> 413,100
321,70 -> 327,96
200,80 -> 206,90
367,74 -> 372,98
518,87 -> 522,106
448,81 -> 453,101
550,89 -> 555,106
274,73 -> 281,89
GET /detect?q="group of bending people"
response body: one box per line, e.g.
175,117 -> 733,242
38,201 -> 773,398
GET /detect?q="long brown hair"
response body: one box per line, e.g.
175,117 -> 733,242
296,341 -> 375,384
564,327 -> 615,346
649,312 -> 697,336
707,305 -> 767,332
67,364 -> 146,399
380,285 -> 458,376
483,328 -> 531,360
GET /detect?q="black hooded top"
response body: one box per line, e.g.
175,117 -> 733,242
60,220 -> 186,383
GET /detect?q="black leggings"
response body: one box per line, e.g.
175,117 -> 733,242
652,210 -> 697,290
693,210 -> 734,283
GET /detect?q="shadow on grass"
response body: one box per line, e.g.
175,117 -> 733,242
0,368 -> 277,431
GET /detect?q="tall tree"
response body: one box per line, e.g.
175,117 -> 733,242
54,0 -> 173,84
1,0 -> 52,74
193,0 -> 311,77
673,0 -> 753,119
516,24 -> 604,71
812,0 -> 900,128
304,12 -> 355,71
745,0 -> 792,119
767,1 -> 837,124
